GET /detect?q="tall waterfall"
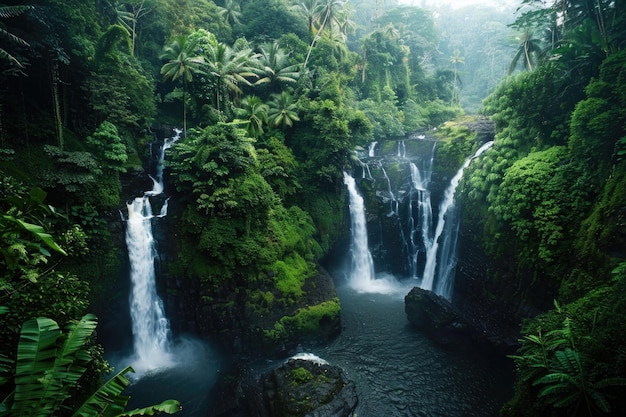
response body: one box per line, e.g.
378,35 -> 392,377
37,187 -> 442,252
406,143 -> 435,278
343,172 -> 375,291
125,129 -> 181,374
420,141 -> 493,298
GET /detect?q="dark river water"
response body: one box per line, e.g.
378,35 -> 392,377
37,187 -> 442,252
113,279 -> 514,417
312,283 -> 514,417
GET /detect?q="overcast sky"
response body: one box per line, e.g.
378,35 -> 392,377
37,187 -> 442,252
398,0 -> 519,10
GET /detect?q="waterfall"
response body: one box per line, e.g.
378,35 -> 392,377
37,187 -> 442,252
125,129 -> 181,375
397,140 -> 406,158
420,141 -> 493,298
408,163 -> 433,277
368,141 -> 378,157
379,166 -> 398,216
343,172 -> 375,291
146,135 -> 178,196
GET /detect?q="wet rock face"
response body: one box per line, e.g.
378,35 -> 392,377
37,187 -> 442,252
405,286 -> 519,352
404,287 -> 483,348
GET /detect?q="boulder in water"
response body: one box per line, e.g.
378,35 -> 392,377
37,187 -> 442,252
210,355 -> 357,417
261,356 -> 358,417
405,287 -> 483,347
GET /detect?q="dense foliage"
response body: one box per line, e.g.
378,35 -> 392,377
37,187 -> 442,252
457,1 -> 626,415
0,0 -> 468,392
5,0 -> 625,415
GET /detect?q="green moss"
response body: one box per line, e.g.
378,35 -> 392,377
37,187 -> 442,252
264,298 -> 341,343
247,289 -> 275,316
290,367 -> 314,385
435,118 -> 478,168
302,191 -> 343,256
273,253 -> 312,300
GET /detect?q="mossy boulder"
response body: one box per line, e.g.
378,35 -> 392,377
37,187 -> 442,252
261,356 -> 358,417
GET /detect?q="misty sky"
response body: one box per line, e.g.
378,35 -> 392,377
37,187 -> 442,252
399,0 -> 518,9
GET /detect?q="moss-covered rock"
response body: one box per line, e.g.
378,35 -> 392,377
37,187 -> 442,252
260,357 -> 358,417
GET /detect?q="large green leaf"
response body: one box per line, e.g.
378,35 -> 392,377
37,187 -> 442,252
120,399 -> 182,416
71,367 -> 133,417
1,215 -> 67,257
14,217 -> 67,256
37,314 -> 98,413
11,317 -> 61,417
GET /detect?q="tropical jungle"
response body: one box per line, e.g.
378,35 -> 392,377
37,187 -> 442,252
1,0 -> 625,416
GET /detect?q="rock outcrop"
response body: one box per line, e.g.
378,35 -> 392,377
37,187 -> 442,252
210,355 -> 358,417
405,287 -> 485,348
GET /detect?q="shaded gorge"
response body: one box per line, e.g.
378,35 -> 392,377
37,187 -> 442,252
103,131 -> 513,416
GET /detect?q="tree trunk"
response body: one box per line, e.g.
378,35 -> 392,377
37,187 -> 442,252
183,80 -> 187,138
50,56 -> 64,150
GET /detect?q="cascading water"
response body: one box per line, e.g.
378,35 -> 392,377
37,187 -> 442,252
125,129 -> 181,375
420,141 -> 494,298
397,140 -> 406,158
350,137 -> 493,299
368,141 -> 377,157
379,165 -> 398,216
343,172 -> 375,291
406,142 -> 435,278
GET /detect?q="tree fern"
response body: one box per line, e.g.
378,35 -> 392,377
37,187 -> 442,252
534,347 -> 626,415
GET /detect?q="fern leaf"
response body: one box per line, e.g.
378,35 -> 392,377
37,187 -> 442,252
534,372 -> 571,386
555,348 -> 581,375
595,377 -> 626,389
587,389 -> 611,413
551,391 -> 580,408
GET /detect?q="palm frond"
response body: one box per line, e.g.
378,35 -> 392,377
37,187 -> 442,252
0,5 -> 32,19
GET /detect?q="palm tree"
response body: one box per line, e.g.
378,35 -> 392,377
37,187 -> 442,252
205,42 -> 261,112
235,95 -> 269,138
160,36 -> 205,137
0,313 -> 180,416
316,0 -> 345,34
0,5 -> 32,69
255,42 -> 300,89
217,0 -> 242,26
508,29 -> 544,74
267,91 -> 300,131
334,3 -> 355,42
291,0 -> 320,37
116,1 -> 150,56
449,49 -> 464,105
303,0 -> 346,68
